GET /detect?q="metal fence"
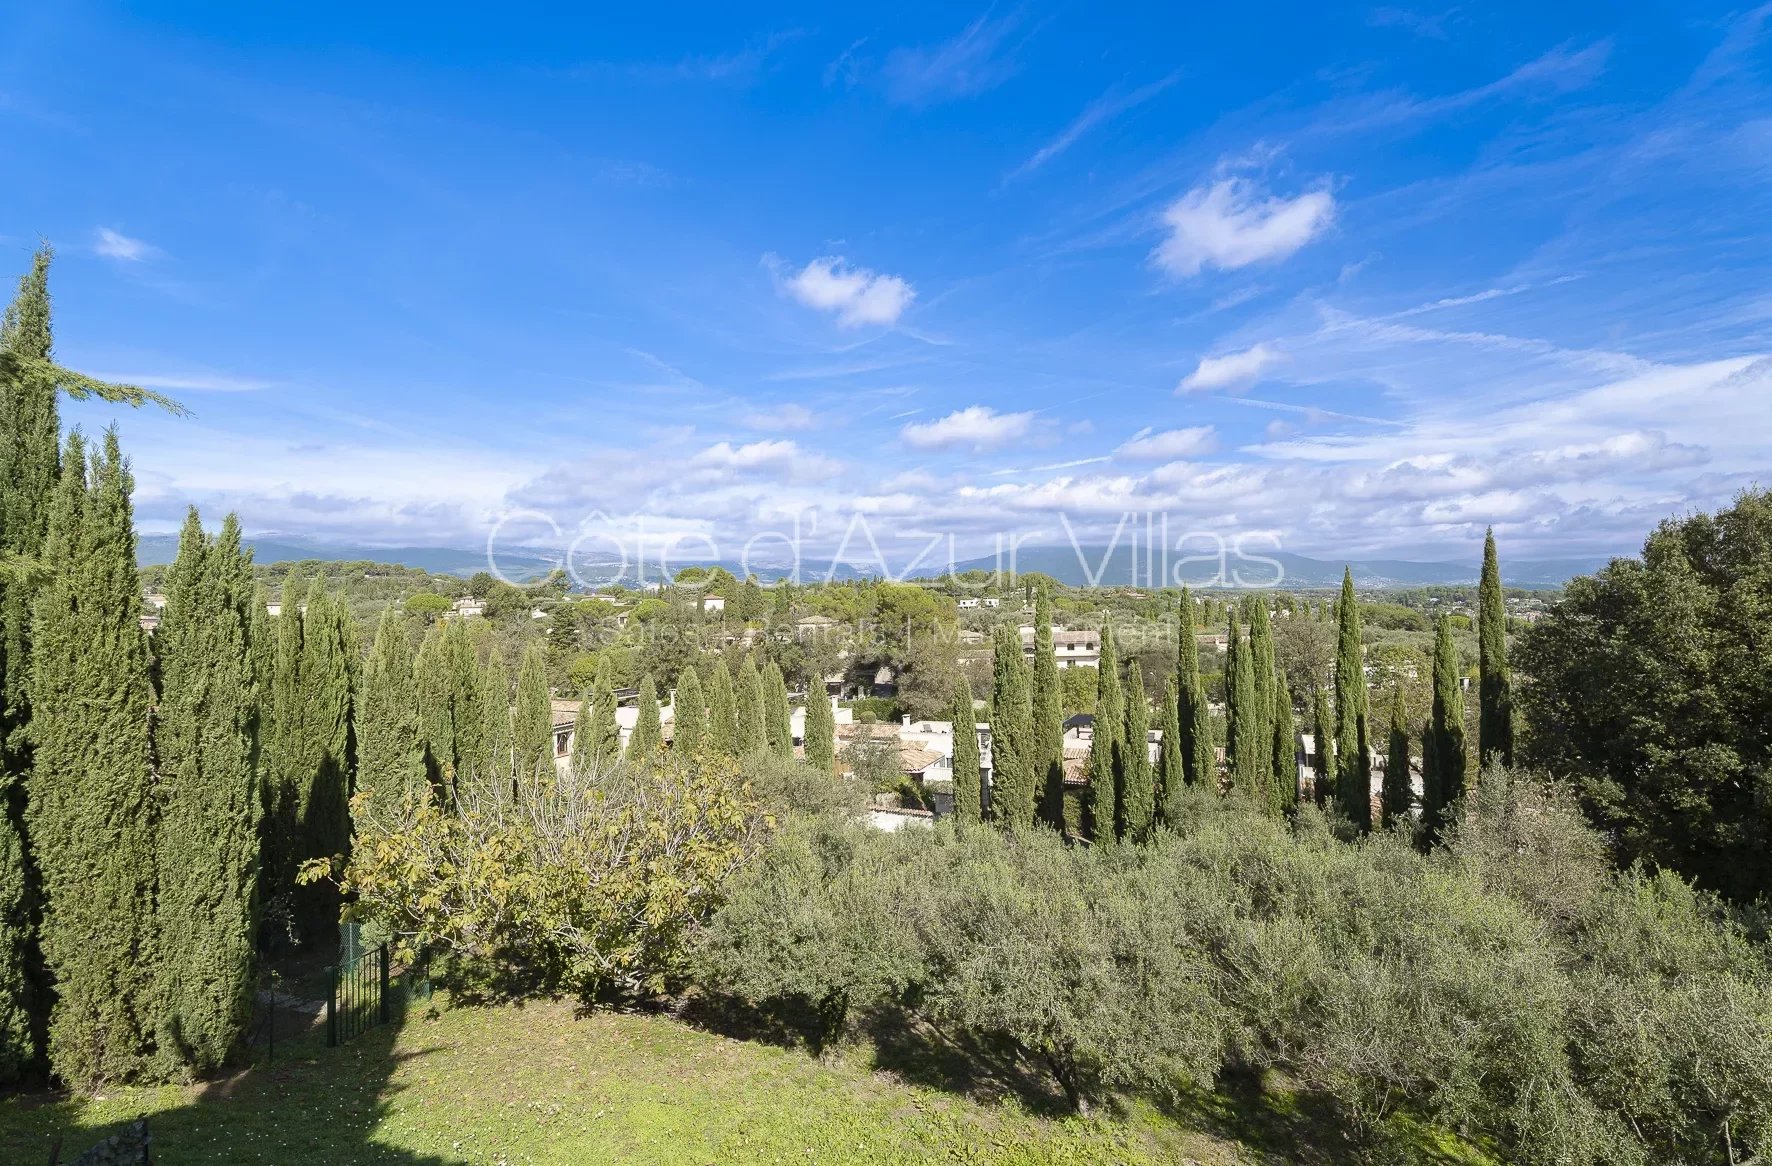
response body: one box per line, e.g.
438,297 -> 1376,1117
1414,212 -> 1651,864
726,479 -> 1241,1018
326,942 -> 391,1047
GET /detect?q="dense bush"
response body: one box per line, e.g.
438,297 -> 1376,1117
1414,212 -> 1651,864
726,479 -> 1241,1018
694,776 -> 1772,1163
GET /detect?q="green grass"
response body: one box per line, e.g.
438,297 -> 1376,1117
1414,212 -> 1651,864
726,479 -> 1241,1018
0,997 -> 1497,1165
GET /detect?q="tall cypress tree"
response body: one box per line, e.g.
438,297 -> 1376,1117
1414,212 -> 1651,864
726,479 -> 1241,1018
1310,682 -> 1333,805
568,693 -> 595,774
1120,666 -> 1154,840
803,678 -> 835,772
630,674 -> 662,757
263,576 -> 307,897
672,666 -> 707,757
444,619 -> 485,782
587,656 -> 621,768
1175,590 -> 1214,789
296,581 -> 354,936
1030,587 -> 1065,830
1157,675 -> 1185,828
28,432 -> 157,1086
1268,670 -> 1297,815
1423,616 -> 1467,841
949,679 -> 982,824
1333,568 -> 1372,832
988,624 -> 1035,829
705,662 -> 739,760
735,658 -> 766,757
478,649 -> 513,791
357,608 -> 424,820
412,619 -> 454,789
1247,598 -> 1277,754
1383,686 -> 1412,828
513,642 -> 553,787
763,662 -> 793,760
152,510 -> 260,1075
1227,619 -> 1267,803
1088,626 -> 1124,840
1476,527 -> 1514,769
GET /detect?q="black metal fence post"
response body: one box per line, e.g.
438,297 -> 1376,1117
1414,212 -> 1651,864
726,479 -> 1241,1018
378,944 -> 391,1025
325,963 -> 338,1047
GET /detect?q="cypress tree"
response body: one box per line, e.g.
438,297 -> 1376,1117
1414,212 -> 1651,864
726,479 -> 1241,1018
357,608 -> 424,820
1383,687 -> 1412,828
803,678 -> 835,772
1268,670 -> 1297,814
630,674 -> 662,757
1476,527 -> 1514,769
1227,619 -> 1267,803
587,656 -> 621,768
263,576 -> 307,896
672,666 -> 707,757
568,693 -> 595,774
1332,568 -> 1372,832
1424,616 -> 1467,841
988,624 -> 1035,829
735,658 -> 766,757
1175,590 -> 1214,789
1030,587 -> 1065,830
296,581 -> 354,936
1120,666 -> 1154,840
28,432 -> 157,1086
1157,675 -> 1185,828
444,619 -> 485,781
412,619 -> 454,789
705,662 -> 739,760
152,510 -> 260,1075
478,650 -> 512,790
1088,626 -> 1123,840
948,679 -> 981,824
513,642 -> 553,787
1247,598 -> 1277,749
1310,682 -> 1333,805
763,662 -> 792,760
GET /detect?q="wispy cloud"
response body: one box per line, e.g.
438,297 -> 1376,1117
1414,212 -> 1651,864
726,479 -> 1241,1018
741,402 -> 816,431
901,405 -> 1036,451
1005,71 -> 1181,182
1115,425 -> 1218,460
93,227 -> 158,262
1153,176 -> 1335,277
1178,343 -> 1285,393
93,371 -> 272,392
780,256 -> 916,328
882,14 -> 1026,107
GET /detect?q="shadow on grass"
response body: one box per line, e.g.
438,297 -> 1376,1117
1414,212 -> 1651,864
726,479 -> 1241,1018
0,988 -> 454,1165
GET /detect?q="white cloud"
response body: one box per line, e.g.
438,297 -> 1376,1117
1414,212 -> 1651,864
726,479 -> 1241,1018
1115,425 -> 1218,460
692,439 -> 802,469
1153,178 -> 1334,277
742,402 -> 816,431
1178,343 -> 1284,392
881,15 -> 1022,107
783,256 -> 915,328
900,405 -> 1036,451
93,227 -> 158,262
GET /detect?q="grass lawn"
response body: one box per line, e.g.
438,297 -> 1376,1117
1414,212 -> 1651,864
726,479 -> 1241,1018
0,995 -> 1494,1165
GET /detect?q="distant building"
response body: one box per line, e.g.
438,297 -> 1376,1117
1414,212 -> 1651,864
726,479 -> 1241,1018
452,597 -> 486,619
1017,627 -> 1101,669
702,595 -> 727,614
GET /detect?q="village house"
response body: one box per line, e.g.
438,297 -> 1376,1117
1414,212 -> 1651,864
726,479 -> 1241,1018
702,594 -> 726,614
1017,627 -> 1101,670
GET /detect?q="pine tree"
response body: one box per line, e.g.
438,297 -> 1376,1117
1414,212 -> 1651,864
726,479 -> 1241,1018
1120,666 -> 1154,840
672,666 -> 707,757
357,608 -> 424,820
151,510 -> 260,1075
736,658 -> 766,757
949,679 -> 982,824
478,649 -> 512,791
1088,626 -> 1123,840
1383,687 -> 1412,828
1423,616 -> 1467,841
1268,670 -> 1297,814
803,678 -> 835,772
989,625 -> 1035,829
1227,619 -> 1267,804
1477,527 -> 1514,769
1175,590 -> 1214,790
28,432 -> 157,1086
630,674 -> 662,757
1157,675 -> 1185,828
705,662 -> 739,759
763,662 -> 793,760
513,642 -> 553,787
1030,587 -> 1065,830
1333,568 -> 1372,832
1310,682 -> 1333,805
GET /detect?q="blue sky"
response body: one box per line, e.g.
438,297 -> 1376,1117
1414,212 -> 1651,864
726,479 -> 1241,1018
4,1 -> 1770,569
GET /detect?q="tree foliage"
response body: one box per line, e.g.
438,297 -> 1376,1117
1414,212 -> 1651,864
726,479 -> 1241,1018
1333,569 -> 1372,831
1477,527 -> 1514,768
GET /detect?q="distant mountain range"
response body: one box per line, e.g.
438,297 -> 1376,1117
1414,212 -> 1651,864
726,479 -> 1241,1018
135,535 -> 1618,590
